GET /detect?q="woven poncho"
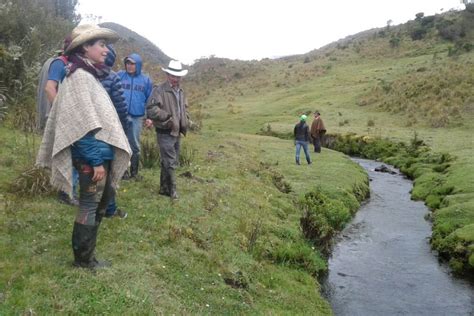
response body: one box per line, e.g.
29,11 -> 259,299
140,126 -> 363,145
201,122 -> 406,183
36,69 -> 131,197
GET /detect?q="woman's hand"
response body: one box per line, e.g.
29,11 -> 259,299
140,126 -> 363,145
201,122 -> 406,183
92,165 -> 106,182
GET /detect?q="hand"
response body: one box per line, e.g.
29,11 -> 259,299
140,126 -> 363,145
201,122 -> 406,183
92,165 -> 106,182
145,118 -> 153,128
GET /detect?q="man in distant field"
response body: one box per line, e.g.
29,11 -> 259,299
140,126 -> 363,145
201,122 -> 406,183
310,111 -> 326,153
145,60 -> 189,200
118,53 -> 153,180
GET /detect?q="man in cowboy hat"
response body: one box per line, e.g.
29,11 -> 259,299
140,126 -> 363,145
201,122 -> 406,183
145,60 -> 189,200
310,111 -> 326,153
118,53 -> 153,180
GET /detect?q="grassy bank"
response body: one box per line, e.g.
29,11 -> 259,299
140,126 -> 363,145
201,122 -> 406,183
0,126 -> 368,314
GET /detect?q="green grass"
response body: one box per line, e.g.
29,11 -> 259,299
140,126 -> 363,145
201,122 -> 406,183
0,125 -> 368,314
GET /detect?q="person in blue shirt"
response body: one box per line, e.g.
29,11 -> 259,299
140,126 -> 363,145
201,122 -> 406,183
118,53 -> 153,180
39,36 -> 80,207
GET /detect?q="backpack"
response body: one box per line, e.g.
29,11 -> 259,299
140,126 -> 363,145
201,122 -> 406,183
36,55 -> 68,132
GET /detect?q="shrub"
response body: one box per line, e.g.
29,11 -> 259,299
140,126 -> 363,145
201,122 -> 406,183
9,166 -> 53,197
300,189 -> 351,252
410,27 -> 428,40
140,132 -> 160,169
267,240 -> 326,276
179,142 -> 197,167
389,36 -> 401,48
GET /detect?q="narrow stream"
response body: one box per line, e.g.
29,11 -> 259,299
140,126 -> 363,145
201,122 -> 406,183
324,158 -> 473,316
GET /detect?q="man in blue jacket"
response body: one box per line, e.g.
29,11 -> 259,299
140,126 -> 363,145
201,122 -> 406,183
118,53 -> 153,180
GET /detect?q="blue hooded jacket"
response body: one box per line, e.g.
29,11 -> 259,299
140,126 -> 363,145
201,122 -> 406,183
102,45 -> 129,133
117,53 -> 153,117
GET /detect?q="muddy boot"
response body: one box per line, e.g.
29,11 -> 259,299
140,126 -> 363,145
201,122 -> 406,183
169,172 -> 178,200
72,222 -> 110,270
130,154 -> 142,181
158,171 -> 170,196
122,170 -> 131,180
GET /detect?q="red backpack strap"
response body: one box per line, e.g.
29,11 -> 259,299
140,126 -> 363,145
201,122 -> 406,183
58,55 -> 68,64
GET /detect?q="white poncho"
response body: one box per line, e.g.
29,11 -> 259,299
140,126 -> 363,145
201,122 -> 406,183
36,69 -> 131,197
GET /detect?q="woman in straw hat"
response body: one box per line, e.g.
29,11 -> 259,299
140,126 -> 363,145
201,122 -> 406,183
36,24 -> 131,269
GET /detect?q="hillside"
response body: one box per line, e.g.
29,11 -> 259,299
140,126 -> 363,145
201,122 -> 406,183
100,22 -> 172,72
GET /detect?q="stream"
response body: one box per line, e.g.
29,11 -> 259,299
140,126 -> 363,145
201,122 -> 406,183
323,158 -> 473,316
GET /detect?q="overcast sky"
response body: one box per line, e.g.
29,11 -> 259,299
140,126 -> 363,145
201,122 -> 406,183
77,0 -> 464,64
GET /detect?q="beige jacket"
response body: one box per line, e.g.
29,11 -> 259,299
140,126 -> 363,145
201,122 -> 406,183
146,80 -> 189,137
310,116 -> 326,138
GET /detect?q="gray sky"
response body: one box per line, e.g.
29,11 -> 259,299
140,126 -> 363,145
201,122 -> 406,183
77,0 -> 464,64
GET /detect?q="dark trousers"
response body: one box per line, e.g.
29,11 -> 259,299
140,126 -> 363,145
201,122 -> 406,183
313,132 -> 325,153
156,132 -> 180,194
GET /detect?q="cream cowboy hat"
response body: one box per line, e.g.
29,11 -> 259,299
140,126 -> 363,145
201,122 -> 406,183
162,60 -> 188,77
65,24 -> 119,53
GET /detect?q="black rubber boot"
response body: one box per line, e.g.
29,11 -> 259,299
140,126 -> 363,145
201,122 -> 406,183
130,153 -> 142,180
159,171 -> 170,196
296,158 -> 300,165
72,222 -> 110,270
122,170 -> 131,180
169,172 -> 178,200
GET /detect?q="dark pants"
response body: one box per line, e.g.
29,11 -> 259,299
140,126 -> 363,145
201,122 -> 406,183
313,132 -> 325,153
156,132 -> 180,194
73,160 -> 114,226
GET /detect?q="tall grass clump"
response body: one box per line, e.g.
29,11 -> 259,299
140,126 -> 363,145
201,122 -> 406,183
140,130 -> 160,169
300,188 -> 352,253
9,166 -> 53,197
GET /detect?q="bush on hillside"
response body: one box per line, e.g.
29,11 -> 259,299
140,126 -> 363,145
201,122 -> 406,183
0,0 -> 77,123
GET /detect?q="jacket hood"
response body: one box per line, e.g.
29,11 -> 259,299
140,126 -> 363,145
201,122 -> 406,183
105,44 -> 116,67
124,53 -> 143,76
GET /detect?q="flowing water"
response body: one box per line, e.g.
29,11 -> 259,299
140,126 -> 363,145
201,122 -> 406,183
324,158 -> 473,316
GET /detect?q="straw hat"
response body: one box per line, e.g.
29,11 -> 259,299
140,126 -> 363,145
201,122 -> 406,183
162,60 -> 188,77
65,24 -> 119,53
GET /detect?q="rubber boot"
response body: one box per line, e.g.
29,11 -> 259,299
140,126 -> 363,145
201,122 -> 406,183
122,170 -> 131,180
130,153 -> 142,180
159,171 -> 170,196
169,171 -> 178,200
296,158 -> 300,165
72,222 -> 110,270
